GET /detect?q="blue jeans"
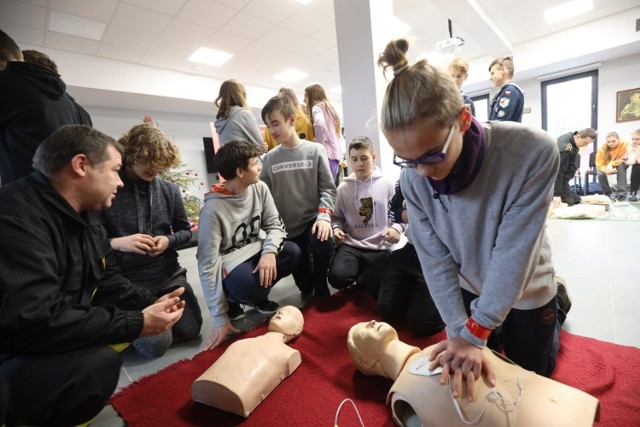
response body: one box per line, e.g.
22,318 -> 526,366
223,241 -> 301,304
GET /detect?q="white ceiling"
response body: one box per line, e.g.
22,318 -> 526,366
1,0 -> 639,115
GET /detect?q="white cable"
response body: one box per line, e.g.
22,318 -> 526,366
449,377 -> 522,426
334,398 -> 366,427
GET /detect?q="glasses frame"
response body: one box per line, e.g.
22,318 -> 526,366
392,123 -> 456,168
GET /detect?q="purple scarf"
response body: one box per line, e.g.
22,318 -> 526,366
428,117 -> 485,195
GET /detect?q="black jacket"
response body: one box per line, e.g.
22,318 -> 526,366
0,172 -> 155,360
0,61 -> 92,184
554,132 -> 580,196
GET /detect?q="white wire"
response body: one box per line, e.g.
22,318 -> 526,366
334,398 -> 366,427
449,377 -> 522,426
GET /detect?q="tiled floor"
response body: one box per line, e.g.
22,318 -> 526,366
92,216 -> 640,426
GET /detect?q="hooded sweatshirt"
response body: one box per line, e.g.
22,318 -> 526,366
214,106 -> 264,152
0,61 -> 92,184
197,180 -> 286,327
332,167 -> 405,251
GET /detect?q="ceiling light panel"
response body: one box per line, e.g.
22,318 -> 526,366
188,47 -> 233,67
48,10 -> 106,41
274,68 -> 309,83
544,0 -> 593,24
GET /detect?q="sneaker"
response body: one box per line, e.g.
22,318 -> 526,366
252,299 -> 280,315
227,301 -> 245,320
616,194 -> 626,202
555,276 -> 572,317
630,193 -> 638,202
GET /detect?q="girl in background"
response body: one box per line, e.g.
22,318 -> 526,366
625,129 -> 640,201
304,83 -> 343,180
214,79 -> 268,153
596,131 -> 628,201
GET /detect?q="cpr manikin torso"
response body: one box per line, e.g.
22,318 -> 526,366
348,321 -> 599,427
192,306 -> 304,417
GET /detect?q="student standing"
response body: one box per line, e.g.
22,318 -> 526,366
377,38 -> 566,400
304,83 -> 344,181
261,94 -> 336,298
488,56 -> 524,122
448,57 -> 476,117
263,87 -> 313,150
329,136 -> 404,297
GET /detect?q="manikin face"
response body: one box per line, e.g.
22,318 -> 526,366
269,306 -> 303,338
130,161 -> 158,182
349,148 -> 375,181
489,64 -> 506,87
606,135 -> 620,149
84,145 -> 124,211
266,110 -> 296,146
350,320 -> 398,363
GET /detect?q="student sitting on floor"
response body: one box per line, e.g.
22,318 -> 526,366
197,140 -> 301,350
328,136 -> 404,297
101,123 -> 203,357
260,94 -> 336,298
377,178 -> 444,336
596,131 -> 628,201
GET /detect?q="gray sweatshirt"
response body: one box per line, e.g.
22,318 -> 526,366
197,181 -> 286,327
401,121 -> 559,347
214,106 -> 264,151
260,140 -> 336,237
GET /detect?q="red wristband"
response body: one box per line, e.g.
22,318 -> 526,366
466,317 -> 493,340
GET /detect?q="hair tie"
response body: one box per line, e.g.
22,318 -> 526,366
393,64 -> 409,76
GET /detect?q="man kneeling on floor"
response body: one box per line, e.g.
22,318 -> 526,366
197,140 -> 301,350
0,125 -> 185,427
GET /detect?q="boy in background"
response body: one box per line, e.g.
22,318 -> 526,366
488,55 -> 524,122
197,140 -> 301,350
448,57 -> 476,117
260,94 -> 336,298
329,136 -> 404,297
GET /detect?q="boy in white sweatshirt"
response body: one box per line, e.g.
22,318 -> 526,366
197,140 -> 301,350
329,136 -> 405,296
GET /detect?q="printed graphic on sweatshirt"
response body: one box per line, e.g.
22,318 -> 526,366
227,215 -> 261,252
358,197 -> 373,225
271,159 -> 313,174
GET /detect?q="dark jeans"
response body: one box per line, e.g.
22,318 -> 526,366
630,164 -> 640,193
287,221 -> 335,296
130,267 -> 203,344
328,244 -> 390,297
461,288 -> 559,376
0,346 -> 121,426
597,164 -> 627,197
559,175 -> 581,205
377,243 -> 444,335
223,241 -> 301,304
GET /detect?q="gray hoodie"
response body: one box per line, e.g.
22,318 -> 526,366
214,106 -> 264,152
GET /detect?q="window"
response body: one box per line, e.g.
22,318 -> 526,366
470,94 -> 490,122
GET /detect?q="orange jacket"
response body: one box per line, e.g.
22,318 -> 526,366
595,140 -> 628,172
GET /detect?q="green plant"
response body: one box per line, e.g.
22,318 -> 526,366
159,164 -> 205,221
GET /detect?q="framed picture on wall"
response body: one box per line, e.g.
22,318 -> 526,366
616,88 -> 640,122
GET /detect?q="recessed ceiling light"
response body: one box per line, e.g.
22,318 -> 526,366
48,10 -> 106,41
188,47 -> 233,67
544,0 -> 593,24
274,69 -> 309,83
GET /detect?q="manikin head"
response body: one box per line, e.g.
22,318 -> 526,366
347,320 -> 399,377
268,306 -> 304,342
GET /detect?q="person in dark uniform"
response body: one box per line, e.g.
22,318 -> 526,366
488,56 -> 524,122
551,128 -> 597,208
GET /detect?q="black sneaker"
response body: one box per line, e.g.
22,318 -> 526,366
228,301 -> 245,320
252,299 -> 280,315
630,193 -> 638,202
555,276 -> 572,317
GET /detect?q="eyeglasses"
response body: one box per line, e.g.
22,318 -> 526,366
392,124 -> 455,168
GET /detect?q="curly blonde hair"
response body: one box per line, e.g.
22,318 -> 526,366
118,123 -> 180,172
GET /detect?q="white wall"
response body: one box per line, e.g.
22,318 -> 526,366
84,106 -> 215,200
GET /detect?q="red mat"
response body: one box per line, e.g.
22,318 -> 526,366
110,291 -> 640,426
